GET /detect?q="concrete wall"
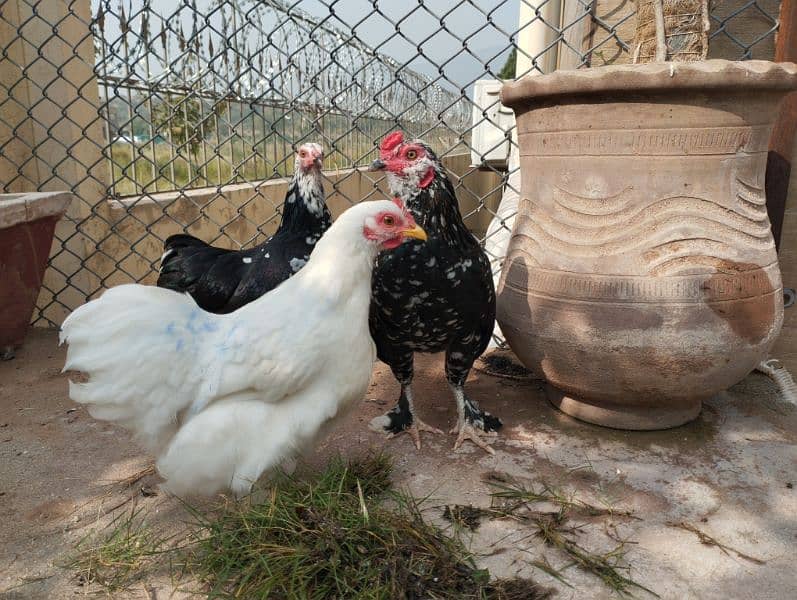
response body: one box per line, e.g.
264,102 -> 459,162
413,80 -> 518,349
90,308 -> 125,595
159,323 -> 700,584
90,152 -> 502,289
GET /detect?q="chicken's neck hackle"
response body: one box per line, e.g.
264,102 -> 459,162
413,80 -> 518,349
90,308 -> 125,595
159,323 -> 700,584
390,148 -> 476,248
277,167 -> 330,236
295,202 -> 383,305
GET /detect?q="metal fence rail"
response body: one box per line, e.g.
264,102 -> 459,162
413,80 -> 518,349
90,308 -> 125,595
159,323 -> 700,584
0,0 -> 783,327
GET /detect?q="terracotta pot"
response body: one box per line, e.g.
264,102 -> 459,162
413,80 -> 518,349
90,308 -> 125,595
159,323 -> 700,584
497,60 -> 797,430
1,192 -> 72,359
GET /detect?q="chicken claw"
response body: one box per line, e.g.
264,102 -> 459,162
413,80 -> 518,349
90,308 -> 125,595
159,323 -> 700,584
452,421 -> 498,455
395,418 -> 444,450
370,384 -> 443,450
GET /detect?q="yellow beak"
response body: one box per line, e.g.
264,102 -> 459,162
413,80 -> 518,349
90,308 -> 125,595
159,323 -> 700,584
402,223 -> 427,242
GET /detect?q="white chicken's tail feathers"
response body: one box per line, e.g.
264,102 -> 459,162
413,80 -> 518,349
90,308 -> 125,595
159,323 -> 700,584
755,358 -> 797,406
61,284 -> 215,451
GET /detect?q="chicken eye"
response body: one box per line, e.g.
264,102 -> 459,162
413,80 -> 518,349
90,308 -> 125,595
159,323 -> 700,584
383,215 -> 395,226
405,149 -> 417,160
299,150 -> 307,157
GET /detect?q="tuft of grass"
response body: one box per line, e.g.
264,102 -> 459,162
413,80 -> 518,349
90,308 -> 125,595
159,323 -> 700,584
67,455 -> 553,598
184,453 -> 528,599
68,505 -> 177,592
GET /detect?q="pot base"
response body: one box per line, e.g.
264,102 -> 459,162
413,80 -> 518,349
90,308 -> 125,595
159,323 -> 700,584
546,385 -> 702,430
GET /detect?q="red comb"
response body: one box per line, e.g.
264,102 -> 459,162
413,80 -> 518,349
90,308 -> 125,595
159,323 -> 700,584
380,131 -> 404,153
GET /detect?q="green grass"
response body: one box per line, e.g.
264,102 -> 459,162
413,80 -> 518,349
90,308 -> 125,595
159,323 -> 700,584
184,455 -> 549,599
108,142 -> 297,197
68,455 -> 551,599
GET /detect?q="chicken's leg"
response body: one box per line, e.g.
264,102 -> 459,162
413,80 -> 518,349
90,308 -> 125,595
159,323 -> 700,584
445,345 -> 502,454
369,354 -> 443,449
448,384 -> 501,454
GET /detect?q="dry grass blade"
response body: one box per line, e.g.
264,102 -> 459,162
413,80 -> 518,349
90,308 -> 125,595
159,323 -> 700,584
67,505 -> 178,592
533,512 -> 658,598
529,556 -> 574,588
488,475 -> 637,520
667,521 -> 766,565
486,474 -> 656,598
111,462 -> 157,488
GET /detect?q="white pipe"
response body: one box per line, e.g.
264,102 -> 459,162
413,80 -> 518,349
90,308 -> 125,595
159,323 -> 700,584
485,129 -> 520,348
487,1 -> 562,347
756,359 -> 797,405
515,0 -> 562,76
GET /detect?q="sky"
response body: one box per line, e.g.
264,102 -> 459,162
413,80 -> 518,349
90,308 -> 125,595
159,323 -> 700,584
294,0 -> 520,89
94,0 -> 521,94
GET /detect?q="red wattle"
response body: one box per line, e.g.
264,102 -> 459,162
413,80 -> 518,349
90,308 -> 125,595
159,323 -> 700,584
381,236 -> 403,249
419,167 -> 434,189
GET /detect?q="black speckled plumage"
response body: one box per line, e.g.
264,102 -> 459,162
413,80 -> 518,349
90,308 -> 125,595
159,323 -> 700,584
157,170 -> 330,313
369,138 -> 500,451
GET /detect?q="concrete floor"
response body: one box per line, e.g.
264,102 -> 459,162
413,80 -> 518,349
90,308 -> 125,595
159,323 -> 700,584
1,328 -> 795,599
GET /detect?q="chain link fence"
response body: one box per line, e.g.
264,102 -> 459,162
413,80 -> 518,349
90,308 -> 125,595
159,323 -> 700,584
0,0 -> 783,326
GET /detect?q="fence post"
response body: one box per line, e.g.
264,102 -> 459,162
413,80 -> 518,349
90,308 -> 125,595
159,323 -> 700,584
0,0 -> 108,324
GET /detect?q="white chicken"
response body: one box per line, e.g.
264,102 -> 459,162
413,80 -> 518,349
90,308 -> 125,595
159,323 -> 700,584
61,199 -> 427,497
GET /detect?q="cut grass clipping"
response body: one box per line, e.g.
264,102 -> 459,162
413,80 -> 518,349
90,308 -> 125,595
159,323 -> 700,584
70,454 -> 551,599
486,473 -> 658,599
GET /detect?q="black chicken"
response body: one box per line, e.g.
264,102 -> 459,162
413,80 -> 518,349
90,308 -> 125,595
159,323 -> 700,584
368,131 -> 501,453
157,143 -> 330,313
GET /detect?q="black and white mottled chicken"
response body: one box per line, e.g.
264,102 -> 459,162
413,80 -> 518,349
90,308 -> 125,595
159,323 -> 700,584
61,199 -> 427,497
368,131 -> 501,454
157,143 -> 330,313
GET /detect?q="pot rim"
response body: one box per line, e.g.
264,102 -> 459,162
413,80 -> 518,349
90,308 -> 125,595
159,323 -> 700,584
0,191 -> 73,230
500,60 -> 797,108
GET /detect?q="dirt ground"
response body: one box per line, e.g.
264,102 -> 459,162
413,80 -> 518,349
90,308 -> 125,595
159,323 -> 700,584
1,327 -> 796,599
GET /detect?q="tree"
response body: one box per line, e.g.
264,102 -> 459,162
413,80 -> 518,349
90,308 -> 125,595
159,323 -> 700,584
153,94 -> 221,158
498,48 -> 516,80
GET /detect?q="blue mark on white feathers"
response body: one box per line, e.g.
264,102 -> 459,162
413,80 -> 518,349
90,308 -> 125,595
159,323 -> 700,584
164,311 -> 219,352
